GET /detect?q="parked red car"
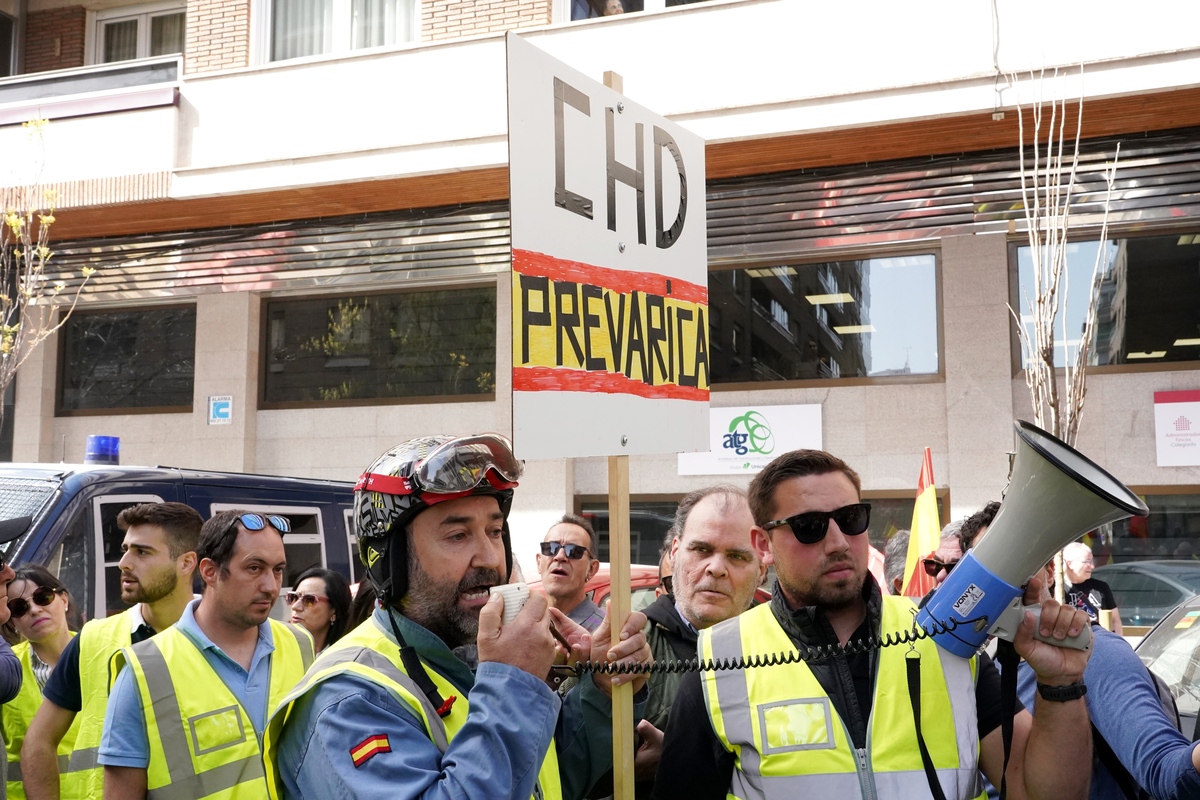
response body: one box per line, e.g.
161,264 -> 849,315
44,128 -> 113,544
528,562 -> 772,614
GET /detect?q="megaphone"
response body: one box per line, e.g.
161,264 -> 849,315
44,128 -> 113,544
916,420 -> 1148,658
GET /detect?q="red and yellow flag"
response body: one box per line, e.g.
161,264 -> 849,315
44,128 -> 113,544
901,447 -> 942,597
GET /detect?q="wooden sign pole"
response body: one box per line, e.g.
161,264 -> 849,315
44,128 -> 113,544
602,67 -> 636,800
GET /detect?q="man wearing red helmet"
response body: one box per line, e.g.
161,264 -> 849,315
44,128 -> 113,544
263,434 -> 653,800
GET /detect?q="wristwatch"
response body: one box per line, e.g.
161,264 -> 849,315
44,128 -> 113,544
1036,681 -> 1088,702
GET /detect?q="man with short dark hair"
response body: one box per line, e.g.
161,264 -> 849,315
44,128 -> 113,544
655,448 -> 1093,800
99,510 -> 313,799
959,500 -> 1001,553
538,514 -> 603,631
23,502 -> 202,800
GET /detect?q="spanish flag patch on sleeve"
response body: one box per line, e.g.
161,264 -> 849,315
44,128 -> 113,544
350,734 -> 391,767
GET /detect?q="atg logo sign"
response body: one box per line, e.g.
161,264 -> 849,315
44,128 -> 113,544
678,404 -> 822,476
722,411 -> 775,457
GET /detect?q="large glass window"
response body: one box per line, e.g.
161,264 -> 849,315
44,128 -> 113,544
93,3 -> 185,63
263,287 -> 496,405
1016,233 -> 1200,368
59,306 -> 196,413
271,0 -> 414,61
710,255 -> 939,384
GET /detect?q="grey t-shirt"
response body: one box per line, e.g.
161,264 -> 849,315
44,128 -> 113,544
566,598 -> 605,632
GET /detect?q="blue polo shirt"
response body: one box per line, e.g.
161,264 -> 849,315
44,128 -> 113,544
97,598 -> 278,769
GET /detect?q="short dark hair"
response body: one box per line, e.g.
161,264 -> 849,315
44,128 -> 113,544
747,450 -> 861,526
117,502 -> 203,560
198,509 -> 285,574
671,485 -> 747,542
293,567 -> 353,646
958,501 -> 1001,553
550,514 -> 598,555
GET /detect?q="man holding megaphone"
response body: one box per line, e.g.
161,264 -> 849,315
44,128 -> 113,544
653,445 -> 1094,800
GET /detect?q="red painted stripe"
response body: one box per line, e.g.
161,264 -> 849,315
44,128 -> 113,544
512,248 -> 708,304
1155,390 -> 1200,404
351,735 -> 391,767
514,366 -> 708,401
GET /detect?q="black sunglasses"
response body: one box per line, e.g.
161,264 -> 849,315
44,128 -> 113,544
923,558 -> 958,578
8,586 -> 61,619
540,541 -> 591,560
763,503 -> 871,545
660,575 -> 674,595
228,513 -> 291,535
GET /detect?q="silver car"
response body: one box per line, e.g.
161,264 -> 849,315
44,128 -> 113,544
1092,560 -> 1200,628
1135,592 -> 1200,741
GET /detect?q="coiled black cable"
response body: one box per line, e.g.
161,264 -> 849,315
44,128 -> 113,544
556,614 -> 980,676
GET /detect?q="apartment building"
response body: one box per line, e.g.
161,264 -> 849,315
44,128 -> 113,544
1,0 -> 1199,583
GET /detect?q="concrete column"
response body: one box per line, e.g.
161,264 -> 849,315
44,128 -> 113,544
11,306 -> 59,463
941,233 -> 1016,520
190,291 -> 258,472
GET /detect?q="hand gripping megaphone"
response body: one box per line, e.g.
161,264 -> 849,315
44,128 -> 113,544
916,420 -> 1149,658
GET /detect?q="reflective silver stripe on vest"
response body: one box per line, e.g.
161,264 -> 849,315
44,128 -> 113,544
937,646 -> 980,771
875,768 -> 982,799
283,623 -> 315,671
133,638 -> 265,800
298,646 -> 451,752
67,746 -> 100,772
8,753 -> 72,782
708,618 -> 767,797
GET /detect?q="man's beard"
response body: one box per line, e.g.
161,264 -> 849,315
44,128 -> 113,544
122,565 -> 178,604
402,562 -> 503,649
783,557 -> 866,611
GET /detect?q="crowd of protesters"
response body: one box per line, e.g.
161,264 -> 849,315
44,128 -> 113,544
0,433 -> 1195,799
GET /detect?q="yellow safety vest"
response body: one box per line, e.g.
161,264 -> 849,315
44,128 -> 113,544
700,597 -> 984,800
2,638 -> 83,800
112,619 -> 313,800
70,607 -> 144,798
262,616 -> 562,800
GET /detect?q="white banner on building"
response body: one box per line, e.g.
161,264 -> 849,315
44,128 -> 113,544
677,404 -> 822,475
1155,390 -> 1200,466
506,33 -> 708,460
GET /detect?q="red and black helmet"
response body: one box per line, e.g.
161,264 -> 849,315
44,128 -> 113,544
354,434 -> 522,607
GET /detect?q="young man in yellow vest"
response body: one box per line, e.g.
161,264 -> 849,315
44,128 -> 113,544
654,449 -> 1095,800
23,502 -> 202,800
262,434 -> 653,800
98,509 -> 314,799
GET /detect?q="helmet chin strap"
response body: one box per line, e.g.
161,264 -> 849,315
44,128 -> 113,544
382,605 -> 456,719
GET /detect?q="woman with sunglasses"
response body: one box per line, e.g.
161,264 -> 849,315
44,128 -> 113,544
287,567 -> 352,652
2,566 -> 82,800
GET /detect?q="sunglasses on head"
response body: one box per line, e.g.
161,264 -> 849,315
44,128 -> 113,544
763,503 -> 871,545
228,513 -> 291,535
540,541 -> 591,560
285,591 -> 329,609
922,558 -> 958,577
8,586 -> 61,619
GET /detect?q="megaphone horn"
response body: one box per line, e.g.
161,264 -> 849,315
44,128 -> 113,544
917,420 -> 1148,659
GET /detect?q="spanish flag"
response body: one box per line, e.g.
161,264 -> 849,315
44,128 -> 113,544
350,734 -> 391,767
901,447 -> 941,597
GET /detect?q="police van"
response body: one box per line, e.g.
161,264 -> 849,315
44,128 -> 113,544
0,463 -> 358,621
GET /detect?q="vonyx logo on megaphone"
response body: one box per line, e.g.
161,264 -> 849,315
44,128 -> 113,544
917,420 -> 1149,659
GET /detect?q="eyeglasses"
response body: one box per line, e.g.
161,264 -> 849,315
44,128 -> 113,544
763,503 -> 871,545
228,513 -> 291,535
285,591 -> 329,608
660,575 -> 674,595
8,586 -> 61,619
540,541 -> 592,560
922,558 -> 958,577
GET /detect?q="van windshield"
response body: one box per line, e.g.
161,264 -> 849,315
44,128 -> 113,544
0,475 -> 61,555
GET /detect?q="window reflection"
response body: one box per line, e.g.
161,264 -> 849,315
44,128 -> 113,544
709,255 -> 939,384
1016,233 -> 1200,367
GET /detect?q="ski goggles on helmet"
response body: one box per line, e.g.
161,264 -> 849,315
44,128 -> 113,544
354,433 -> 523,502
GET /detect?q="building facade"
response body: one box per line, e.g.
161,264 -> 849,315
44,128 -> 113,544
2,0 -> 1199,587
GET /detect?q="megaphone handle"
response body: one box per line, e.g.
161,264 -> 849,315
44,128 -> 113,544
990,600 -> 1092,651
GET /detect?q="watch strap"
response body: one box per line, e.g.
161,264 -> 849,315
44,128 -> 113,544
1037,681 -> 1088,702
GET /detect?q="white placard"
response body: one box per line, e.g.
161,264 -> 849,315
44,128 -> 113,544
507,33 -> 708,460
678,404 -> 822,475
1155,390 -> 1200,466
208,395 -> 233,426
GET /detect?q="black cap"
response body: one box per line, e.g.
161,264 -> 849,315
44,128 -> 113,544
0,516 -> 31,544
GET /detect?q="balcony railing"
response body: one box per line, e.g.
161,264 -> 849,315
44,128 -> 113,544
0,56 -> 179,125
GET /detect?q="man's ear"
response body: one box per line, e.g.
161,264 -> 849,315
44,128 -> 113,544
586,558 -> 600,581
177,551 -> 198,578
751,527 -> 774,567
197,557 -> 219,588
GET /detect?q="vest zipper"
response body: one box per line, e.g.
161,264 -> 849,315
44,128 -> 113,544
854,748 -> 877,800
